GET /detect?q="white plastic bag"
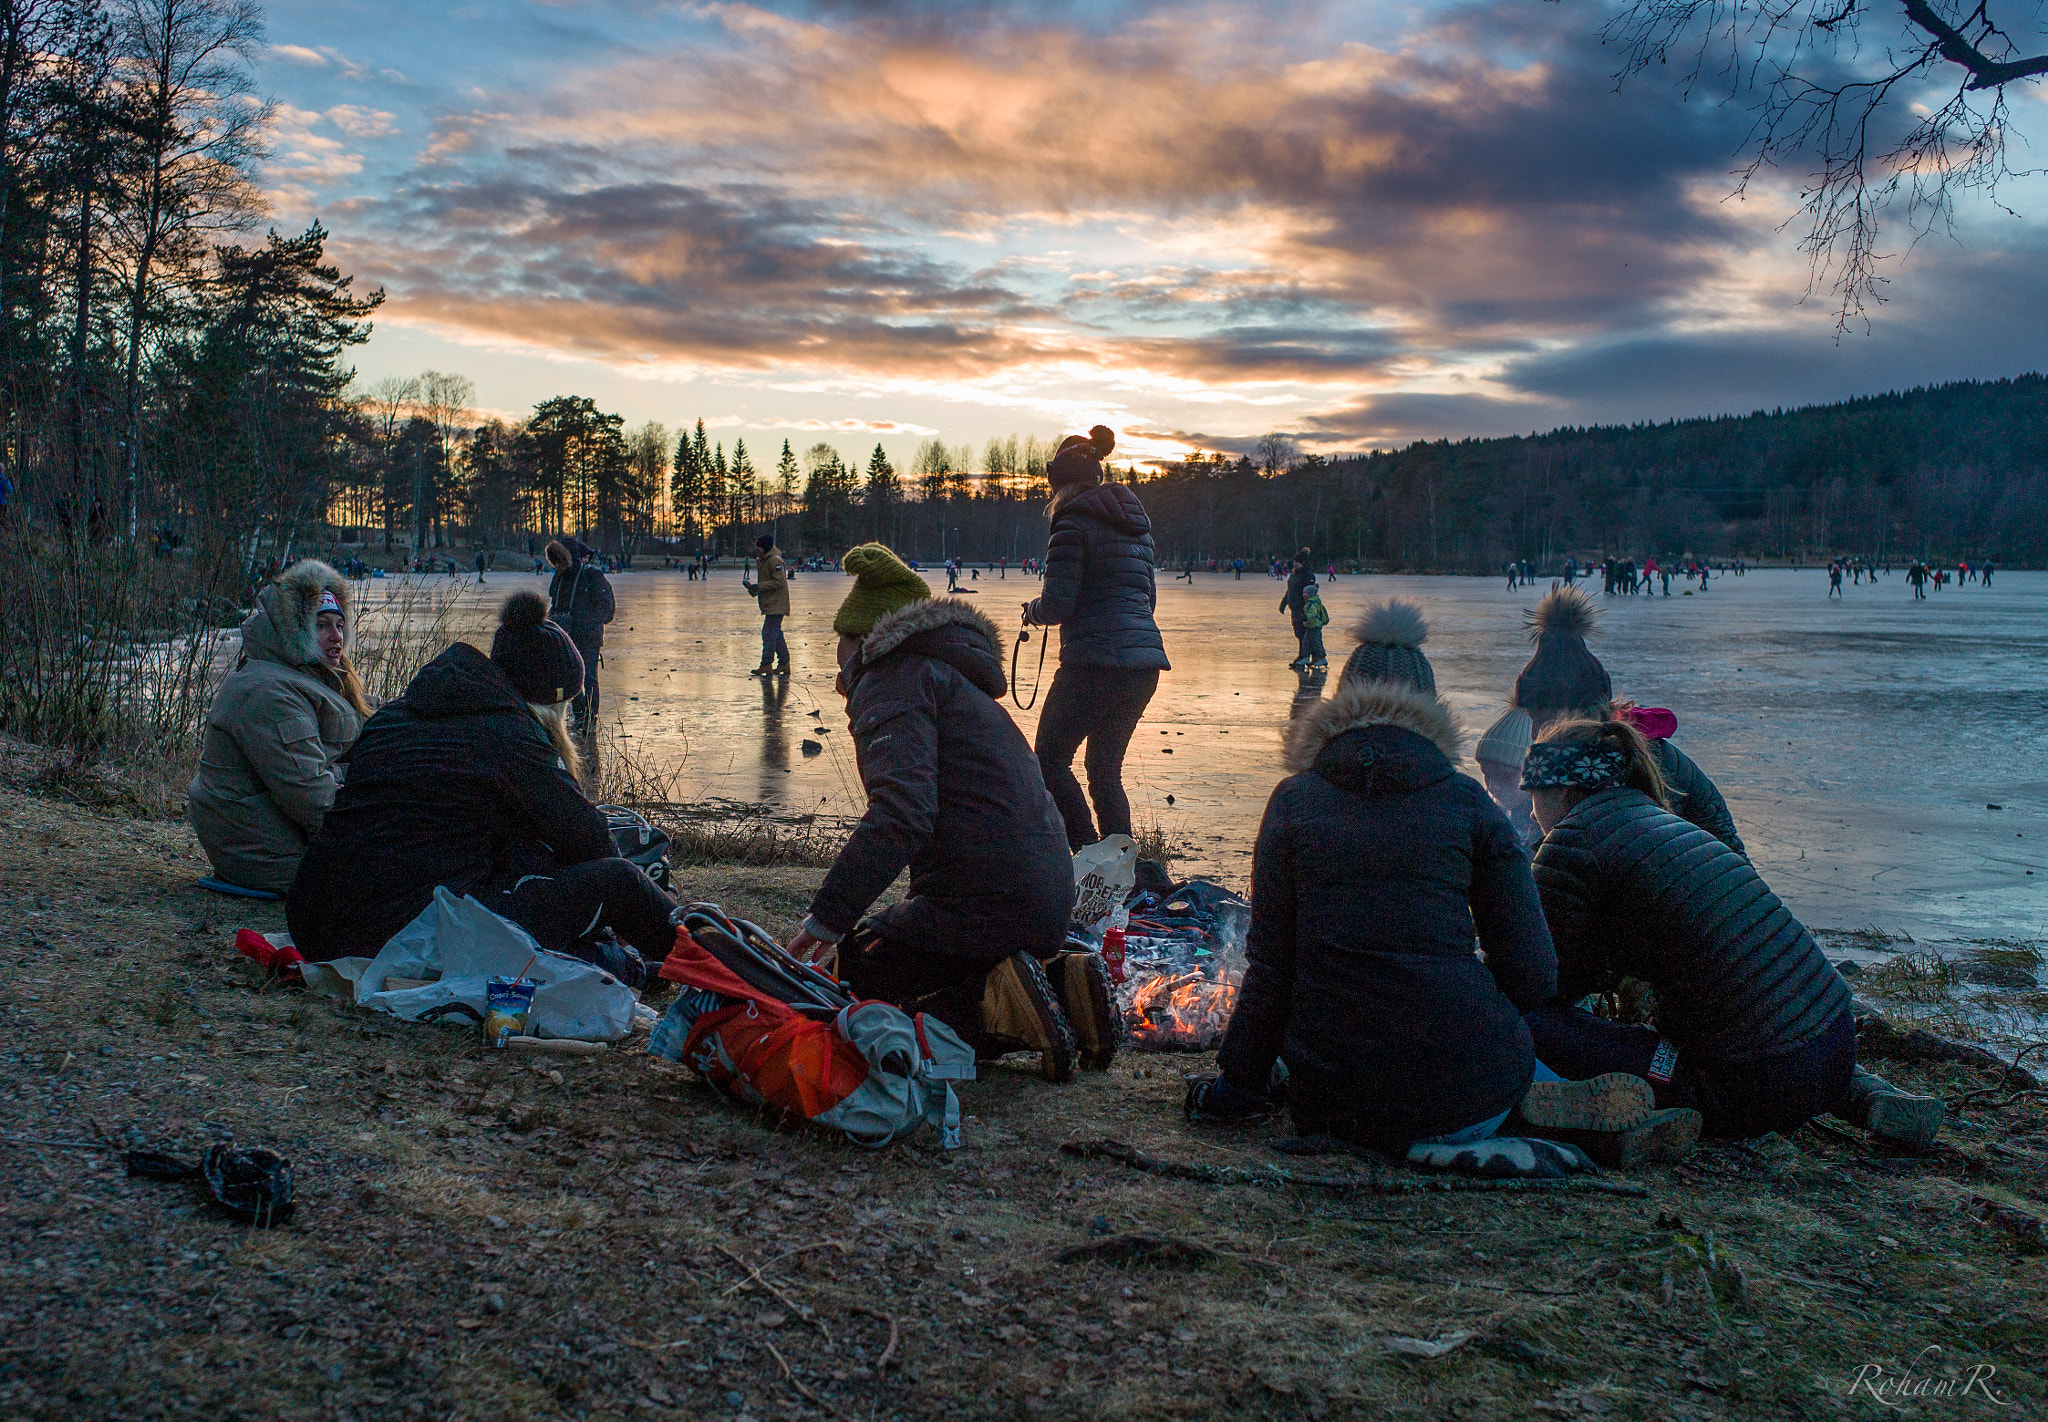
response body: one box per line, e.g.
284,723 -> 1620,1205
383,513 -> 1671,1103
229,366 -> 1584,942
1070,834 -> 1138,938
316,886 -> 637,1041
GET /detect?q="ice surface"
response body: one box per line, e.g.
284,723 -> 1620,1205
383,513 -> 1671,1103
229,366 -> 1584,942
443,564 -> 2046,941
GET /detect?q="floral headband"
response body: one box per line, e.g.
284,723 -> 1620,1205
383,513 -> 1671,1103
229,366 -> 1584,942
1520,740 -> 1629,793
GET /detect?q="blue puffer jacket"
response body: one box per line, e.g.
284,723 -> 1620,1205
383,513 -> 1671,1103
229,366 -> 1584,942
1023,483 -> 1170,670
1217,679 -> 1557,1145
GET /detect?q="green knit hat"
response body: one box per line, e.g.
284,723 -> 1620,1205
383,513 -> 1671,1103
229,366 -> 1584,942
833,543 -> 930,636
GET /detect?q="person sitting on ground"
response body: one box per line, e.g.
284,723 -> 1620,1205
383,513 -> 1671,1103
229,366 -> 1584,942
1520,717 -> 1940,1147
286,593 -> 671,987
544,536 -> 614,733
784,543 -> 1113,1082
1503,586 -> 1745,855
189,560 -> 374,895
1187,600 -> 1699,1170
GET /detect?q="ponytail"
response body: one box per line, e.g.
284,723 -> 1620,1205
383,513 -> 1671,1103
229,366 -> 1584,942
528,700 -> 586,790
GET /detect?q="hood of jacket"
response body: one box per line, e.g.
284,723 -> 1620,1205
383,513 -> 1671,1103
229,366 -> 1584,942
398,642 -> 530,720
855,596 -> 1008,699
1283,677 -> 1464,795
240,560 -> 349,669
1056,481 -> 1151,537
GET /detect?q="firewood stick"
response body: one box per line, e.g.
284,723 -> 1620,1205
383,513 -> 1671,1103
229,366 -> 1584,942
763,1338 -> 854,1421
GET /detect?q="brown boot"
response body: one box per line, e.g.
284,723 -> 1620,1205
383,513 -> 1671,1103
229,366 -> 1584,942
1518,1073 -> 1656,1134
1050,951 -> 1125,1071
977,953 -> 1077,1083
1580,1108 -> 1702,1167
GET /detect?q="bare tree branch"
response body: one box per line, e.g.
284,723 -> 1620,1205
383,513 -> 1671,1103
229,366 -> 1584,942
1583,0 -> 2047,327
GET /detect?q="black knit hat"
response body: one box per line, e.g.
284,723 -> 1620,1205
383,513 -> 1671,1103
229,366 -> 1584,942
1048,425 -> 1115,489
755,533 -> 775,552
489,591 -> 584,705
1512,588 -> 1611,715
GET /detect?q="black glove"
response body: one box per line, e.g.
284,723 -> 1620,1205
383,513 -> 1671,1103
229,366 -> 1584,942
1184,1074 -> 1276,1124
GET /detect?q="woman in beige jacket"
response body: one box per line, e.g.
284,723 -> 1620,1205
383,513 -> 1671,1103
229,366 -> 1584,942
188,560 -> 373,893
749,532 -> 791,675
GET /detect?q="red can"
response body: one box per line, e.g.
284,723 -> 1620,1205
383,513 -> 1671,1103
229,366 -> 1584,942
1100,928 -> 1127,986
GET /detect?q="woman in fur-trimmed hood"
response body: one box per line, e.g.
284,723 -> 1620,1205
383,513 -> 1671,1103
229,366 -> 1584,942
781,544 -> 1098,1082
188,560 -> 374,894
1203,598 -> 1565,1148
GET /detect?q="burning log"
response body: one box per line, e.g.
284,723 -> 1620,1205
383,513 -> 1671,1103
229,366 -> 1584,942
1125,969 -> 1240,1052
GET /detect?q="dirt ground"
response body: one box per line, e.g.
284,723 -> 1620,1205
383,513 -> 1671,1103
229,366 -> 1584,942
2,781 -> 2044,1422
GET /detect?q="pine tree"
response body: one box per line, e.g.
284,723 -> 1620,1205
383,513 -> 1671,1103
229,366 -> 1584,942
670,423 -> 703,543
730,436 -> 755,540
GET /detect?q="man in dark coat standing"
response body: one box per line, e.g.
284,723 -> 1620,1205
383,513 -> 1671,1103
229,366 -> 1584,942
546,536 -> 615,733
787,543 -> 1115,1081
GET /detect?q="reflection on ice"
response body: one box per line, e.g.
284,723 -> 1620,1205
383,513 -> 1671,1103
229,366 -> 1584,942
416,564 -> 2046,944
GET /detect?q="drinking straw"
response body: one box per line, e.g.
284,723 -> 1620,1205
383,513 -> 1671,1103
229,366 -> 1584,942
515,952 -> 537,985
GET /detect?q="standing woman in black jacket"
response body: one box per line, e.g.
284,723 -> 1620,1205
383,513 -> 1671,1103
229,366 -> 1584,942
1521,717 -> 1860,1139
1022,427 -> 1171,850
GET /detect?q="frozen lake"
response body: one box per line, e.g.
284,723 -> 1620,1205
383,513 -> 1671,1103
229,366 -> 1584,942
405,563 -> 2046,942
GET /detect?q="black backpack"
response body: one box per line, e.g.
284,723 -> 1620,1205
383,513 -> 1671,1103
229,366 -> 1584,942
601,805 -> 672,890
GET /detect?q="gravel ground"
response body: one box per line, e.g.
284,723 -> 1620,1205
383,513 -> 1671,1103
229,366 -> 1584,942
1,782 -> 2044,1422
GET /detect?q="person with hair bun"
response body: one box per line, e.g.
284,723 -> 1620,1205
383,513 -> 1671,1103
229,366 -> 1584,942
1521,717 -> 1867,1140
285,592 -> 673,986
1022,426 -> 1171,850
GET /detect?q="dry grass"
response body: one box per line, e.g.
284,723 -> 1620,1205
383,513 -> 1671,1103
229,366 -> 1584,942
651,809 -> 847,869
3,783 -> 2046,1421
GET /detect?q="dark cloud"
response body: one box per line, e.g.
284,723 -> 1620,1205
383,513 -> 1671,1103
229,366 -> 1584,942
348,177 -> 1056,371
297,0 -> 2039,444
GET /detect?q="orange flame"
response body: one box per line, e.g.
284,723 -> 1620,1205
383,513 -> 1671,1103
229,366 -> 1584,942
1126,970 -> 1240,1050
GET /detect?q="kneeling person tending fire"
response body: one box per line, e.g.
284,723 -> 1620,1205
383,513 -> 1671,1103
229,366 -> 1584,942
778,544 -> 1122,1081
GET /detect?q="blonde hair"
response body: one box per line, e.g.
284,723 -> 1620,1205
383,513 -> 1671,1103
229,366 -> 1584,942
528,700 -> 585,788
1531,716 -> 1670,810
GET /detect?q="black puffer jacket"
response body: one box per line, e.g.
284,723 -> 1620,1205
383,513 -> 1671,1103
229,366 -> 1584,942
1649,738 -> 1745,856
287,643 -> 616,960
1023,483 -> 1170,670
807,598 -> 1074,961
1532,786 -> 1850,1060
1217,680 -> 1558,1145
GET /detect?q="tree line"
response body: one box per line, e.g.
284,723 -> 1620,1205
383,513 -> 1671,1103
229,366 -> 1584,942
330,373 -> 2048,571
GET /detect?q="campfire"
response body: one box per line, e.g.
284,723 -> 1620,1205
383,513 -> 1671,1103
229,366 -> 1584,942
1124,969 -> 1240,1051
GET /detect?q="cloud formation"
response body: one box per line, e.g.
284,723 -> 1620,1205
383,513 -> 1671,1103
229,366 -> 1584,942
260,0 -> 2045,450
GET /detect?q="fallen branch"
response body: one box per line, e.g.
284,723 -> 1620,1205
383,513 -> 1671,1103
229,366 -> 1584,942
717,1243 -> 831,1341
1060,1139 -> 1650,1198
848,1304 -> 898,1373
1856,1020 -> 2045,1091
763,1338 -> 854,1421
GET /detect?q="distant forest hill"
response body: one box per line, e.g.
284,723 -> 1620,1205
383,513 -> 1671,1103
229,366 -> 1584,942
1193,374 -> 2048,573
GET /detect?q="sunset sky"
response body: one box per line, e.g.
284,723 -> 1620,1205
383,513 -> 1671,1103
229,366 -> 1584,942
260,0 -> 2048,468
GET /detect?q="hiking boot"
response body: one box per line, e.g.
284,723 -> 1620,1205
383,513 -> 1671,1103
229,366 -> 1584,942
1518,1072 -> 1656,1134
1050,950 -> 1124,1071
1575,1108 -> 1703,1168
749,664 -> 773,676
1841,1068 -> 1943,1149
977,953 -> 1077,1083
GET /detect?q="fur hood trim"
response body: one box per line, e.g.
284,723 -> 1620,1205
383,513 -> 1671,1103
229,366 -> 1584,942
243,559 -> 349,668
1350,596 -> 1427,650
1283,677 -> 1463,771
861,595 -> 1002,662
1526,586 -> 1598,643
